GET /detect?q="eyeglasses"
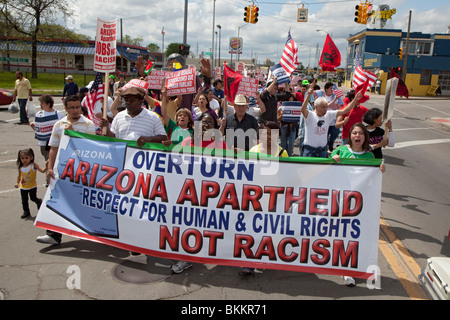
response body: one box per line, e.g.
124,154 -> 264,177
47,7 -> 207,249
201,120 -> 215,126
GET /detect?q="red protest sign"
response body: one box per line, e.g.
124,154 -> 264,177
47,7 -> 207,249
237,77 -> 258,98
122,79 -> 150,91
147,70 -> 168,90
165,68 -> 197,96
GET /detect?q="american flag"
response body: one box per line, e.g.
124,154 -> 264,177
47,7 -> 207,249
280,31 -> 299,76
333,83 -> 344,98
353,53 -> 377,89
84,72 -> 104,127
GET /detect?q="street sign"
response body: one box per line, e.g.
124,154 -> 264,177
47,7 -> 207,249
1,57 -> 29,63
297,8 -> 308,22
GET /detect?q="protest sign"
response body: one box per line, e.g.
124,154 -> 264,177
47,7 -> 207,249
147,70 -> 168,90
383,77 -> 398,121
237,77 -> 258,98
94,19 -> 117,73
281,101 -> 302,122
122,78 -> 150,92
269,63 -> 290,85
165,68 -> 196,96
36,131 -> 382,279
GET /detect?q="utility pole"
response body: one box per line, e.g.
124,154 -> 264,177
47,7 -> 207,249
402,10 -> 412,82
211,0 -> 216,68
120,19 -> 123,73
183,0 -> 188,46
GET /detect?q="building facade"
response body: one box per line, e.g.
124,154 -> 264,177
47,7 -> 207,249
0,38 -> 154,75
346,29 -> 450,96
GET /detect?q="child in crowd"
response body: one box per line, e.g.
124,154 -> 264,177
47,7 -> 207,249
14,148 -> 46,219
362,108 -> 396,159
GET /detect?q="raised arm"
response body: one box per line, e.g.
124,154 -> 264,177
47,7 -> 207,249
336,90 -> 362,117
301,85 -> 314,119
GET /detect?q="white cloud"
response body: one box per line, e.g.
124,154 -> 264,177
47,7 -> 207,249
63,0 -> 449,68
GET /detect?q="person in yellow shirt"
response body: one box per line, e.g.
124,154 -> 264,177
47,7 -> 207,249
12,71 -> 33,124
14,148 -> 46,219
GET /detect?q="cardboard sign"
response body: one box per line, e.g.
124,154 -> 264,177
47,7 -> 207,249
94,19 -> 117,72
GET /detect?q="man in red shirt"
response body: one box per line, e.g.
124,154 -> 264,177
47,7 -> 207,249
336,89 -> 369,144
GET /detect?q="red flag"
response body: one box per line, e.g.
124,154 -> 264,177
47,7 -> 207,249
319,34 -> 341,72
223,62 -> 243,104
355,78 -> 370,104
390,69 -> 409,98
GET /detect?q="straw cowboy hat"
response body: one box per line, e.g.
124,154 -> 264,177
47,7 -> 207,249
234,94 -> 249,105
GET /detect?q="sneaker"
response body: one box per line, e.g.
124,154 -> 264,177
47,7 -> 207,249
21,212 -> 30,219
343,276 -> 356,287
36,235 -> 60,245
171,261 -> 192,274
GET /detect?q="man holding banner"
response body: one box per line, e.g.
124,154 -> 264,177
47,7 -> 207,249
36,95 -> 96,245
99,83 -> 167,147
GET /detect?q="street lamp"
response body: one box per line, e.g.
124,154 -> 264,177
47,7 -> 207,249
316,29 -> 333,37
216,25 -> 222,68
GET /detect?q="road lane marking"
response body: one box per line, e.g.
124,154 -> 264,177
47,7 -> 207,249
408,101 -> 450,117
393,128 -> 431,132
379,216 -> 428,300
392,138 -> 450,149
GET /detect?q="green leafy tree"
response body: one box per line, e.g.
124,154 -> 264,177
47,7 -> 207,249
1,0 -> 72,78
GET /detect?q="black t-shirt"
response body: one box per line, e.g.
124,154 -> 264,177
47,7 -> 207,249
368,127 -> 385,159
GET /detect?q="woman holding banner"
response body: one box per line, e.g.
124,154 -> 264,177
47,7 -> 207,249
172,112 -> 228,274
330,122 -> 385,286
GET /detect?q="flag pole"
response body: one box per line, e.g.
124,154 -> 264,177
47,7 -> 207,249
102,72 -> 110,135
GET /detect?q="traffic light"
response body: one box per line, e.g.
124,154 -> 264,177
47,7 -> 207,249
179,44 -> 190,56
398,47 -> 403,60
354,3 -> 363,24
244,5 -> 251,23
366,2 -> 374,19
250,5 -> 259,24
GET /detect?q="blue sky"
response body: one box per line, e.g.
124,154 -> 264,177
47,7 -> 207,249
65,0 -> 449,68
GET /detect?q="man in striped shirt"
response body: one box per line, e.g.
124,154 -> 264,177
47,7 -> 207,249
100,86 -> 167,147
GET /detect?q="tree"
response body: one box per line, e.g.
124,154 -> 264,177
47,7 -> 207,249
122,34 -> 143,47
1,0 -> 71,78
146,43 -> 160,53
165,42 -> 191,57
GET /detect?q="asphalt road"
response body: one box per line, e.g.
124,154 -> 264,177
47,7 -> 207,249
0,91 -> 448,303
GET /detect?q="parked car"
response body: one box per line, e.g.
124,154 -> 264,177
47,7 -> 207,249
0,88 -> 14,106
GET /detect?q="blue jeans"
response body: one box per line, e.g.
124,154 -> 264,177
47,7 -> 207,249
301,145 -> 328,158
327,125 -> 340,151
280,123 -> 297,156
18,99 -> 28,123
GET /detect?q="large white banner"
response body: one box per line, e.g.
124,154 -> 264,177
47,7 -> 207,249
35,132 -> 382,279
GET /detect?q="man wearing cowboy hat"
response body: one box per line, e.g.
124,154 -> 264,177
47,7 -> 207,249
220,94 -> 258,152
100,85 -> 167,148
